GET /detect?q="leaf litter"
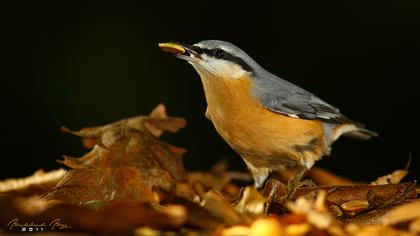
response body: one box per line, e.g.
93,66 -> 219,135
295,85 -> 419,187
0,104 -> 418,235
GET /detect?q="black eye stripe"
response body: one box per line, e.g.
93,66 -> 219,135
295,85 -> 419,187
198,47 -> 253,73
191,46 -> 203,54
201,48 -> 214,55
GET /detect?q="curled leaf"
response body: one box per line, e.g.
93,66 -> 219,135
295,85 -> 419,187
45,104 -> 187,205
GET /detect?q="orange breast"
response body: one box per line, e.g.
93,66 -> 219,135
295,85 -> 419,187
200,75 -> 325,167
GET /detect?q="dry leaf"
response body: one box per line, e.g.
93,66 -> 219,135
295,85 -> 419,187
0,194 -> 187,232
292,182 -> 417,207
249,217 -> 283,236
353,225 -> 416,236
44,104 -> 187,205
371,170 -> 408,185
0,104 -> 418,235
233,186 -> 266,215
0,169 -> 66,193
284,223 -> 311,235
345,209 -> 389,226
409,218 -> 420,233
286,190 -> 333,229
201,190 -> 251,226
220,225 -> 250,236
382,200 -> 420,226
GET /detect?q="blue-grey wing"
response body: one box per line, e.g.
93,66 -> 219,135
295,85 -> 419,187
251,71 -> 350,124
251,71 -> 378,139
261,91 -> 347,123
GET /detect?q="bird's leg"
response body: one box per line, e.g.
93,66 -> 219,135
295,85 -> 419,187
262,166 -> 310,214
282,166 -> 308,201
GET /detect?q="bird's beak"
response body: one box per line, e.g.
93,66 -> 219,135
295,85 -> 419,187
158,42 -> 201,62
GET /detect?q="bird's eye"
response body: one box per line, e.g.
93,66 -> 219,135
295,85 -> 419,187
215,49 -> 225,59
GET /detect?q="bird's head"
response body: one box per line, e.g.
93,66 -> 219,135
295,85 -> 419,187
159,40 -> 260,80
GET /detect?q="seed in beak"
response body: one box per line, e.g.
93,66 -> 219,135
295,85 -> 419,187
158,42 -> 185,54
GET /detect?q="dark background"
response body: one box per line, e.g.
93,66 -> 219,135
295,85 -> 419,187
2,1 -> 419,181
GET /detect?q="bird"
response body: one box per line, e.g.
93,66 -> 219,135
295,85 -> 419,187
159,40 -> 377,200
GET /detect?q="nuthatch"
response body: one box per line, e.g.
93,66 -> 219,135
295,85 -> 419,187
159,40 -> 377,199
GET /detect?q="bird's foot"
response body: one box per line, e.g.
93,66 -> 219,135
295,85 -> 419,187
280,166 -> 309,201
262,167 -> 309,214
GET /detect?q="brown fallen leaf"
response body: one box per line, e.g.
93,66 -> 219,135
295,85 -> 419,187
44,104 -> 187,205
344,208 -> 390,226
410,218 -> 420,234
201,190 -> 253,226
352,225 -> 416,236
371,169 -> 409,185
382,200 -> 420,226
292,181 -> 417,208
178,160 -> 247,204
249,217 -> 283,236
0,169 -> 66,194
0,194 -> 187,232
265,181 -> 417,221
233,186 -> 266,215
1,104 -> 418,235
286,190 -> 334,229
167,196 -> 223,230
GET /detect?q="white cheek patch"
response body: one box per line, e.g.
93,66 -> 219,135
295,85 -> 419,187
199,54 -> 249,79
218,62 -> 248,79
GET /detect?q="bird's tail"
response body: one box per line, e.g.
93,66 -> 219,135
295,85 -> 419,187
324,122 -> 378,145
343,127 -> 378,140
